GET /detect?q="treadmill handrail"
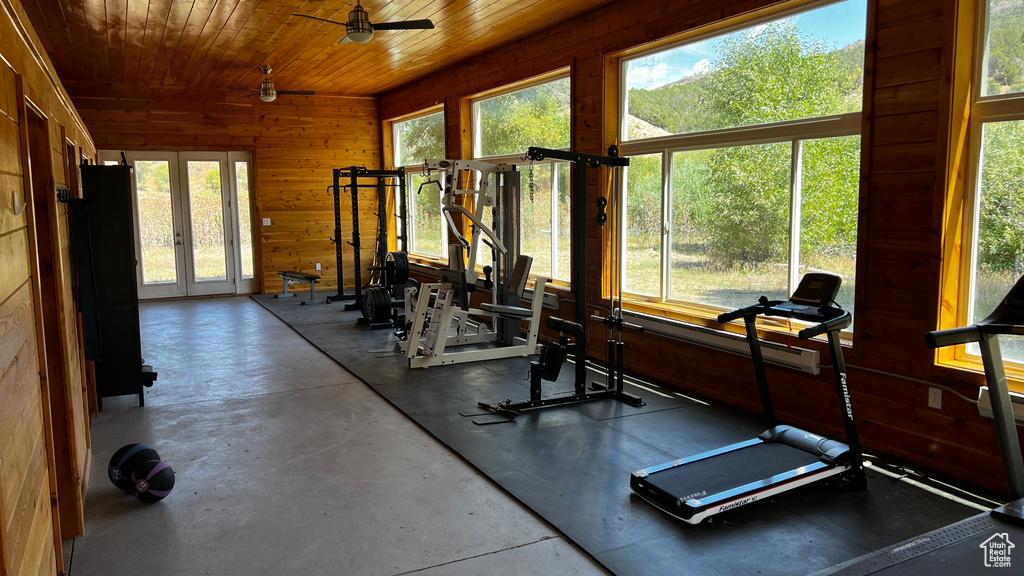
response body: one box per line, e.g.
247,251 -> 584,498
717,298 -> 781,323
925,325 -> 982,349
718,298 -> 851,338
796,310 -> 852,340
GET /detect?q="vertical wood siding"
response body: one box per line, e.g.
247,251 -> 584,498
65,83 -> 381,294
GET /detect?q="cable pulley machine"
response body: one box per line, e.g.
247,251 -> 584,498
471,145 -> 644,424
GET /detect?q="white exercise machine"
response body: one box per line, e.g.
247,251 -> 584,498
402,159 -> 547,369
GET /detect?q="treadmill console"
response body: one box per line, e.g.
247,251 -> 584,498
770,272 -> 843,319
790,272 -> 842,306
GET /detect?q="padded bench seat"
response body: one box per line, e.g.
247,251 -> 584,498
275,270 -> 322,304
478,302 -> 533,318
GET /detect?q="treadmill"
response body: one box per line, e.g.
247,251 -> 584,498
631,272 -> 866,524
813,274 -> 1024,575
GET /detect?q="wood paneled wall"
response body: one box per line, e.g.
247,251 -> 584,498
64,83 -> 380,294
380,0 -> 1021,493
1,0 -> 97,573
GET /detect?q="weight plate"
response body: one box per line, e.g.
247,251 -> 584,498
385,251 -> 410,286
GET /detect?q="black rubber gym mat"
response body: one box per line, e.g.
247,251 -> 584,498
251,295 -> 984,576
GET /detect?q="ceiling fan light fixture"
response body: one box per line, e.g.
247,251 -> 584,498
346,0 -> 374,43
259,79 -> 277,102
346,29 -> 373,43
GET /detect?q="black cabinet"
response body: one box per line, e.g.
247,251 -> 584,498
72,165 -> 157,409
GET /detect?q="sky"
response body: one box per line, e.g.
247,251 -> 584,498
625,0 -> 868,91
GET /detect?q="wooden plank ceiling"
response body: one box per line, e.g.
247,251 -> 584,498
22,0 -> 618,96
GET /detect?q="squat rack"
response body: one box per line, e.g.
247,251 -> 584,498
329,166 -> 407,310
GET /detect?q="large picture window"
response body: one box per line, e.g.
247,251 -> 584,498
471,74 -> 571,282
619,0 -> 866,318
392,109 -> 446,259
960,0 -> 1024,365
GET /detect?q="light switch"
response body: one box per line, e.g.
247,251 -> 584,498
262,218 -> 271,226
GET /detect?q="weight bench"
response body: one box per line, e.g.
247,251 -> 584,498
275,271 -> 322,305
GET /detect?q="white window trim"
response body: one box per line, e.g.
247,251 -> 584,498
390,108 -> 447,261
615,0 -> 864,310
470,73 -> 572,282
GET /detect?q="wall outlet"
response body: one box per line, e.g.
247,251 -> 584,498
928,388 -> 942,410
262,217 -> 271,226
315,262 -> 321,271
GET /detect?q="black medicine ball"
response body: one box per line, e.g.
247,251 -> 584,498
131,460 -> 175,503
108,444 -> 161,492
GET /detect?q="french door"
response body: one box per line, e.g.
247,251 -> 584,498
98,150 -> 257,299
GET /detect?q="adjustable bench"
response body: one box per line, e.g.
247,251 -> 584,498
275,271 -> 322,305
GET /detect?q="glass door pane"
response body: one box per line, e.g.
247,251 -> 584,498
235,160 -> 254,280
184,160 -> 228,282
133,159 -> 177,285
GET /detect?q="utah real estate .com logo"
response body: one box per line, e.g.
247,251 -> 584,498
981,533 -> 1014,568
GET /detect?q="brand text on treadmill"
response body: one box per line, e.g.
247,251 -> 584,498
719,496 -> 756,512
980,533 -> 1014,568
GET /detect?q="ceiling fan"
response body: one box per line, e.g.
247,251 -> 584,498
251,66 -> 315,102
293,0 -> 434,44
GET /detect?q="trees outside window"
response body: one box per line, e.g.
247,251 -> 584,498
619,0 -> 866,318
962,0 -> 1024,363
472,75 -> 571,281
392,110 -> 446,259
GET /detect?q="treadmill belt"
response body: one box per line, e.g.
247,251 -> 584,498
644,441 -> 824,500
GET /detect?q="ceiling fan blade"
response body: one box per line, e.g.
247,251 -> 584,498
293,13 -> 344,25
372,19 -> 434,31
277,90 -> 316,95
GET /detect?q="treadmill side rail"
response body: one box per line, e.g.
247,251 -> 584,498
633,438 -> 764,477
632,457 -> 849,525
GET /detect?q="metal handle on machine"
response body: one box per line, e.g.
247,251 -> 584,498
798,310 -> 852,340
718,301 -> 769,324
546,316 -> 584,338
590,314 -> 644,333
925,325 -> 982,349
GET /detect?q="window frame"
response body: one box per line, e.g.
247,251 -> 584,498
939,0 -> 1024,385
386,106 -> 448,264
613,0 -> 866,337
468,69 -> 573,285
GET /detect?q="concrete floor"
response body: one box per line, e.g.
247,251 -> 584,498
64,296 -> 607,576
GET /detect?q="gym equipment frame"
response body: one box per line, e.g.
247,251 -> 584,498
404,159 -> 545,368
631,272 -> 865,524
474,146 -> 644,419
328,166 -> 407,315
